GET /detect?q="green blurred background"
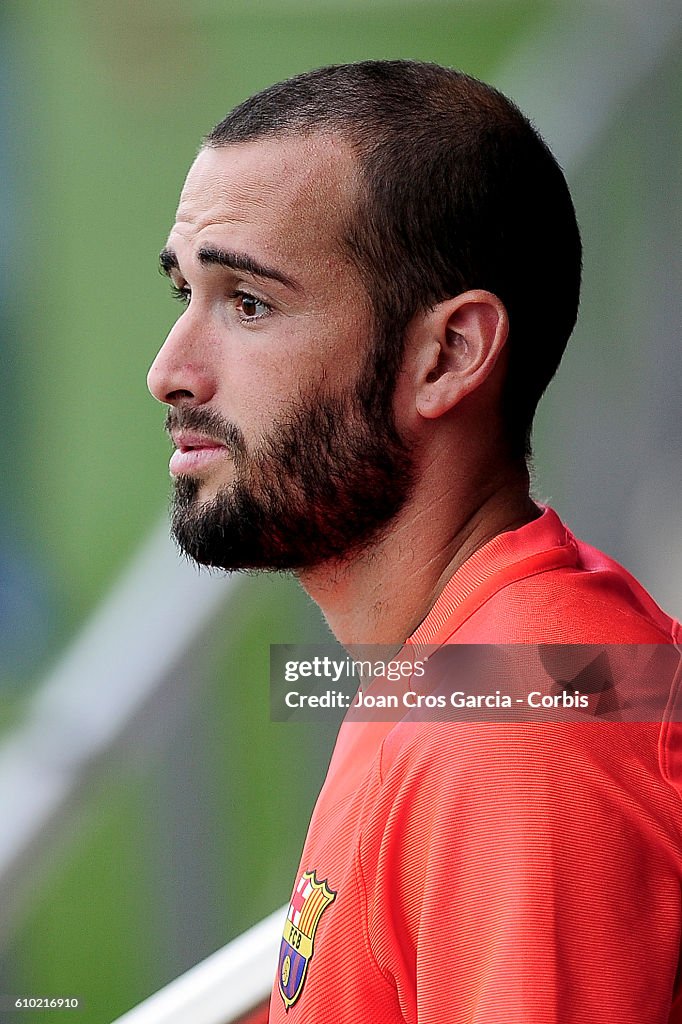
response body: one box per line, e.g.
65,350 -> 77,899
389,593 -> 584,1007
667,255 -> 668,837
0,1 -> 679,1021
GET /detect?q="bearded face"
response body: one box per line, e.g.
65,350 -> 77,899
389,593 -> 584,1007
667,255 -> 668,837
149,139 -> 416,573
167,365 -> 414,572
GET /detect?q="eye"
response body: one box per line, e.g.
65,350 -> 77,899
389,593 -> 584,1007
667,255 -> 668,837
170,283 -> 191,306
235,290 -> 271,321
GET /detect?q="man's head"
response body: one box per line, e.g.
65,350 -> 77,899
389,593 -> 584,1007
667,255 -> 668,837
148,60 -> 581,573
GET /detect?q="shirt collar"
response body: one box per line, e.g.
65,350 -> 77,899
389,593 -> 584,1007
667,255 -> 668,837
407,505 -> 574,655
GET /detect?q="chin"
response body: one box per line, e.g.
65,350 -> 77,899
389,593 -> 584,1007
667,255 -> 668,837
183,474 -> 231,505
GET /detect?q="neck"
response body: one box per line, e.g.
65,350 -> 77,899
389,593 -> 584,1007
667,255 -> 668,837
298,463 -> 540,648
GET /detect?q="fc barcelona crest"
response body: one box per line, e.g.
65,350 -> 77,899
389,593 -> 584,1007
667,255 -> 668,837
278,869 -> 336,1011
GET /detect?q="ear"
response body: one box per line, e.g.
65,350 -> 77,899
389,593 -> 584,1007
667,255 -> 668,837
414,290 -> 509,420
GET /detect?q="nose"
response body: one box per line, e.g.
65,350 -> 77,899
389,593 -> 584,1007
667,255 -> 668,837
147,314 -> 216,407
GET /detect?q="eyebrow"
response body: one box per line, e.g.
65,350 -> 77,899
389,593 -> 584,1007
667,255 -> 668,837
158,245 -> 301,292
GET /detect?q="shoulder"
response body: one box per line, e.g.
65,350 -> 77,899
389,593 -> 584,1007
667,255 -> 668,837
457,517 -> 679,643
375,676 -> 679,827
377,717 -> 653,796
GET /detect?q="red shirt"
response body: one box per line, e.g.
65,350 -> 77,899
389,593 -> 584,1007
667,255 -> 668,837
269,507 -> 682,1022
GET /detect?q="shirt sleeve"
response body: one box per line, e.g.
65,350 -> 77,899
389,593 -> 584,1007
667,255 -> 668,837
358,720 -> 682,1024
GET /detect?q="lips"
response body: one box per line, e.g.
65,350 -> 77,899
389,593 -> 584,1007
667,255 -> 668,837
169,431 -> 229,476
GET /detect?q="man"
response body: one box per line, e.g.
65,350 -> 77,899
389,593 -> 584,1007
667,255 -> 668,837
148,62 -> 681,1022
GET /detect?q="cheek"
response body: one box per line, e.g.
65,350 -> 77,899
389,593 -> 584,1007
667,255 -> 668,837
211,348 -> 310,438
210,306 -> 369,434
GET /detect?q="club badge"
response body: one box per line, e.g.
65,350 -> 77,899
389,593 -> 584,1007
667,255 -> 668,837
278,869 -> 336,1011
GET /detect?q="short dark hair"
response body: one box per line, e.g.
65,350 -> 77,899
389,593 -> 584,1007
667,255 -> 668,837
205,60 -> 582,462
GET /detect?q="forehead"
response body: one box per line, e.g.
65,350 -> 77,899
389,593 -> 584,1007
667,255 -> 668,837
170,135 -> 358,267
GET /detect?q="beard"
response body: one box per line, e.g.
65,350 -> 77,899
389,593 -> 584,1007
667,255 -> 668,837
166,350 -> 415,573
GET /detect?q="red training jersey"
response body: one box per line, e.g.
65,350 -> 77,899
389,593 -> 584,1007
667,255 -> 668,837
268,506 -> 682,1022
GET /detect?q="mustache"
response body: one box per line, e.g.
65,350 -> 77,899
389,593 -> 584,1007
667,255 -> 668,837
164,406 -> 246,453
